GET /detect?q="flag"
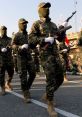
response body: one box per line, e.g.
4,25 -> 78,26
65,36 -> 69,46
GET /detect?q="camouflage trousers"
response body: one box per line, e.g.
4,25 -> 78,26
17,56 -> 36,92
59,53 -> 67,75
41,55 -> 64,101
13,55 -> 18,73
0,62 -> 14,87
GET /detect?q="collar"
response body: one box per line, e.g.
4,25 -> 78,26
19,30 -> 27,34
0,35 -> 7,38
40,17 -> 51,23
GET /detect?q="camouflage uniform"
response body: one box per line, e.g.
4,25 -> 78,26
59,41 -> 69,74
29,3 -> 64,101
12,32 -> 18,73
12,18 -> 36,102
29,3 -> 64,116
58,25 -> 70,73
0,26 -> 14,94
31,47 -> 40,73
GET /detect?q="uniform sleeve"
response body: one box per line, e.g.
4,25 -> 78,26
29,22 -> 40,47
12,33 -> 19,45
8,37 -> 12,46
28,21 -> 45,49
11,33 -> 19,51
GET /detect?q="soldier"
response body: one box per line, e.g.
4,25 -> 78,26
12,18 -> 36,103
58,25 -> 70,81
12,32 -> 18,73
0,26 -> 14,95
32,46 -> 40,73
29,2 -> 64,117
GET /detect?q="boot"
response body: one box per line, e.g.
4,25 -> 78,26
64,75 -> 68,82
0,86 -> 6,96
5,81 -> 12,91
23,90 -> 31,103
42,93 -> 48,102
47,100 -> 57,117
42,93 -> 56,106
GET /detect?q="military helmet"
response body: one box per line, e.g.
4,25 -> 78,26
0,26 -> 7,30
38,2 -> 51,9
18,18 -> 28,24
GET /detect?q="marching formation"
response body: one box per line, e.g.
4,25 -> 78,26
0,2 -> 77,117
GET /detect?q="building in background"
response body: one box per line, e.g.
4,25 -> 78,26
67,31 -> 80,49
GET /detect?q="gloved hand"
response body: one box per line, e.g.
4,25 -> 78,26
21,44 -> 28,49
1,48 -> 7,52
45,37 -> 54,44
62,49 -> 67,52
18,44 -> 28,56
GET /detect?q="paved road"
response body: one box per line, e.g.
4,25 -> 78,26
0,73 -> 82,117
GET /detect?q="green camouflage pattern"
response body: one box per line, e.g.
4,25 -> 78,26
59,42 -> 69,74
0,36 -> 13,65
12,31 -> 36,91
0,35 -> 14,87
29,18 -> 64,101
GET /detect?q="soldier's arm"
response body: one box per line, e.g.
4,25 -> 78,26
11,34 -> 20,50
28,21 -> 45,49
7,37 -> 13,48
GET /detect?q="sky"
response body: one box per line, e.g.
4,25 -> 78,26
0,0 -> 82,36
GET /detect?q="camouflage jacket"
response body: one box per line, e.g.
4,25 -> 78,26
29,18 -> 59,59
0,35 -> 13,64
12,31 -> 31,60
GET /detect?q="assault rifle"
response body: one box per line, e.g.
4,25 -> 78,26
59,25 -> 72,33
65,11 -> 76,22
42,25 -> 72,50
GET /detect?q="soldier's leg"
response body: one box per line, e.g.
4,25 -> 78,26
27,60 -> 36,90
20,59 -> 36,103
5,64 -> 14,90
13,55 -> 18,73
44,57 -> 63,117
33,48 -> 40,73
20,69 -> 31,103
42,60 -> 57,117
34,55 -> 40,73
64,56 -> 68,82
0,66 -> 6,95
18,59 -> 31,103
54,59 -> 64,91
45,73 -> 58,117
19,69 -> 28,92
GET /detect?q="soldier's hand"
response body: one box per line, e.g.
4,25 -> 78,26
21,44 -> 28,49
1,48 -> 7,52
62,49 -> 67,53
45,37 -> 54,44
18,44 -> 28,56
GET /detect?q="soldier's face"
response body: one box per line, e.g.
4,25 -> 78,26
0,29 -> 7,36
39,7 -> 49,18
19,23 -> 27,31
